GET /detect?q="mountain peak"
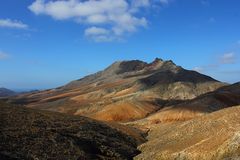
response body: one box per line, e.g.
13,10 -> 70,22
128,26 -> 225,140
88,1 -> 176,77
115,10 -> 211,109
146,58 -> 180,72
147,58 -> 164,69
117,60 -> 147,74
63,57 -> 218,91
152,58 -> 163,63
106,58 -> 178,74
102,59 -> 147,75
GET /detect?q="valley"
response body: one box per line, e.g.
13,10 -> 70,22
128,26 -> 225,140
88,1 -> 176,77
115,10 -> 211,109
1,58 -> 240,160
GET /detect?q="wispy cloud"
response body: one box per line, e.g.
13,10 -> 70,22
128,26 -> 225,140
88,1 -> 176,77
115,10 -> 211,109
0,19 -> 28,29
193,67 -> 204,73
0,51 -> 9,60
29,0 -> 170,42
219,70 -> 240,75
220,52 -> 236,64
193,52 -> 239,83
84,26 -> 114,42
193,52 -> 237,73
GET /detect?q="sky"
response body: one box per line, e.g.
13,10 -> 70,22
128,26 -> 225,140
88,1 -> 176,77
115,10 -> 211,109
0,0 -> 240,91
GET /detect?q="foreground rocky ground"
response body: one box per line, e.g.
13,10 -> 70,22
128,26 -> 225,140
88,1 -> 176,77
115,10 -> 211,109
135,105 -> 240,160
0,102 -> 144,160
2,102 -> 240,160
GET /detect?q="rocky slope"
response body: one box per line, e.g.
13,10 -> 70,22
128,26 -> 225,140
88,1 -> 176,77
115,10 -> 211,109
9,58 -> 224,122
135,105 -> 240,160
0,101 -> 144,160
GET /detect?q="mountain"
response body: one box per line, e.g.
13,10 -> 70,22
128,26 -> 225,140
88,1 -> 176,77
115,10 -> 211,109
135,105 -> 240,160
9,58 -> 225,122
2,58 -> 240,160
0,101 -> 144,160
0,88 -> 16,97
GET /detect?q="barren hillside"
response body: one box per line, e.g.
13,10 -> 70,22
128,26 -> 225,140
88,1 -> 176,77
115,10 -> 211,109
0,102 -> 144,160
135,105 -> 240,160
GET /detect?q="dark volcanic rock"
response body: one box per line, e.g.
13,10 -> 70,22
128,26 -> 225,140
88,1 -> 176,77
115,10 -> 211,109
0,102 -> 140,160
117,60 -> 148,74
140,69 -> 218,86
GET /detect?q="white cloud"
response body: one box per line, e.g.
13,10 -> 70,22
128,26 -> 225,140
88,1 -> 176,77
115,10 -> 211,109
85,27 -> 110,36
29,0 -> 169,42
0,51 -> 9,60
220,52 -> 236,64
84,27 -> 114,42
131,0 -> 150,9
29,0 -> 129,20
193,67 -> 204,73
0,19 -> 28,29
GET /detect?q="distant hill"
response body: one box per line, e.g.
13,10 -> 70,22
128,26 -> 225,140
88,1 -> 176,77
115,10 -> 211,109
0,88 -> 16,97
9,58 -> 225,122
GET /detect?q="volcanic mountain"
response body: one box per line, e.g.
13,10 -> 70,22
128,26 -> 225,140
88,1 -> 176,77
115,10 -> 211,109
0,88 -> 16,97
2,58 -> 240,160
10,58 -> 224,122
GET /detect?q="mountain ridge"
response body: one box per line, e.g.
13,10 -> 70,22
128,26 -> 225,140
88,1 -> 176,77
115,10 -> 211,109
63,58 -> 182,89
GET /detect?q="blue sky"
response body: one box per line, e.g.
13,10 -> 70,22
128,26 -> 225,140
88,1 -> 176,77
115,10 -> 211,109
0,0 -> 240,91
